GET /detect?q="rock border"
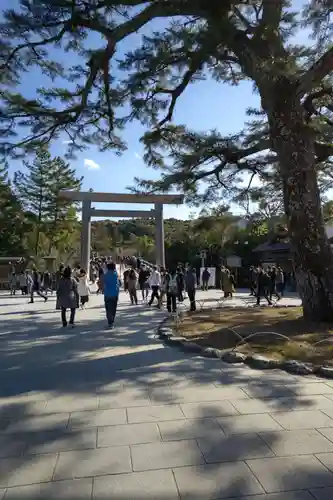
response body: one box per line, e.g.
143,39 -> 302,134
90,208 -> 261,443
156,311 -> 333,379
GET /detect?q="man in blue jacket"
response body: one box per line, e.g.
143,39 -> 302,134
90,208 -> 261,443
103,262 -> 120,328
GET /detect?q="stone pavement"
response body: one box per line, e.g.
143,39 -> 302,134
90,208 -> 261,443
2,289 -> 333,499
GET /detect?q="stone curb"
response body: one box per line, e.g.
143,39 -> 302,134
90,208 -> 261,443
156,314 -> 333,379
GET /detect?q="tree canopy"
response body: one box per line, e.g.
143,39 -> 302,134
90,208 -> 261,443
0,2 -> 331,179
0,162 -> 30,256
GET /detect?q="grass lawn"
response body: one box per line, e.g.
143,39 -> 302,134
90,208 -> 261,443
175,307 -> 333,366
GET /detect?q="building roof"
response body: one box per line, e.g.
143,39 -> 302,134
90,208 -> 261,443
253,242 -> 290,253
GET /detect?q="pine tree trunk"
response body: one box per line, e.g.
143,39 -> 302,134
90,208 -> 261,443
267,87 -> 333,321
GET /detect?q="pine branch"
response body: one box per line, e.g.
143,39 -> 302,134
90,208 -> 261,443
0,27 -> 67,72
156,53 -> 206,128
298,46 -> 333,96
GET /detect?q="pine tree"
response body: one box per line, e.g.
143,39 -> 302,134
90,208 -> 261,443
1,1 -> 333,319
14,148 -> 53,255
14,149 -> 82,255
0,162 -> 28,256
45,156 -> 82,252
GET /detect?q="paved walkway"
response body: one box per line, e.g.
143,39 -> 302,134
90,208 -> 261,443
1,290 -> 333,499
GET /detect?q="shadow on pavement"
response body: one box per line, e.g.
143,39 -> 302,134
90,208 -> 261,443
0,293 -> 332,499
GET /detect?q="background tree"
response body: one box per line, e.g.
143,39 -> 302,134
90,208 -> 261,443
14,149 -> 82,255
135,235 -> 155,261
91,221 -> 115,256
45,157 -> 82,252
1,1 -> 333,318
14,149 -> 50,255
0,162 -> 29,256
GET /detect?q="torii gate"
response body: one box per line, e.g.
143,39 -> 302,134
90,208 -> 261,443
60,191 -> 184,271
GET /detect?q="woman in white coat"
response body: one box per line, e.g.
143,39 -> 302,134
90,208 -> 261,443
77,269 -> 91,308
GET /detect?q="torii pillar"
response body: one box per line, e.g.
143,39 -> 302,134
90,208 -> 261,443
155,203 -> 165,268
81,200 -> 91,272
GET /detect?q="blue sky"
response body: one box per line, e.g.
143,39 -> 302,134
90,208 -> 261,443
54,79 -> 258,220
3,0 -> 310,220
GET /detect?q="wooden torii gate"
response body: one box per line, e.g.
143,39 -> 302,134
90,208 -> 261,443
60,191 -> 184,271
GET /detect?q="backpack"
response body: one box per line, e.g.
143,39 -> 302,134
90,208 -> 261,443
168,275 -> 178,294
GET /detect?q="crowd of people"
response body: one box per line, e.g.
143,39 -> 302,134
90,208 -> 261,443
8,267 -> 51,302
7,256 -> 290,329
122,264 -> 198,313
249,264 -> 285,306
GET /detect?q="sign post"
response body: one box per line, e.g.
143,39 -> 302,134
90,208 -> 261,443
199,250 -> 207,268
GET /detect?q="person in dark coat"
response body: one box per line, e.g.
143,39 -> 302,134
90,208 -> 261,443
256,267 -> 272,306
123,268 -> 130,292
138,266 -> 150,301
55,264 -> 64,290
201,268 -> 210,291
29,267 -> 47,303
185,268 -> 197,312
268,266 -> 281,301
42,271 -> 52,294
249,266 -> 257,296
57,266 -> 79,327
176,267 -> 184,302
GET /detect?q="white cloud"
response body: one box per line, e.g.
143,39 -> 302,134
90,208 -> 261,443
134,152 -> 142,160
84,158 -> 100,170
62,140 -> 73,144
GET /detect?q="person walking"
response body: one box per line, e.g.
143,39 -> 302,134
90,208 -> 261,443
103,262 -> 120,329
55,264 -> 64,293
148,266 -> 161,307
96,263 -> 105,294
42,271 -> 52,295
249,266 -> 257,296
166,269 -> 178,314
221,267 -> 234,298
201,268 -> 210,291
159,267 -> 168,307
275,265 -> 284,298
19,271 -> 27,295
127,267 -> 138,305
138,265 -> 150,301
185,267 -> 197,312
256,266 -> 272,306
176,266 -> 185,302
56,266 -> 79,327
25,270 -> 33,296
268,266 -> 281,301
77,268 -> 90,308
123,268 -> 130,293
9,272 -> 17,295
29,267 -> 47,303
